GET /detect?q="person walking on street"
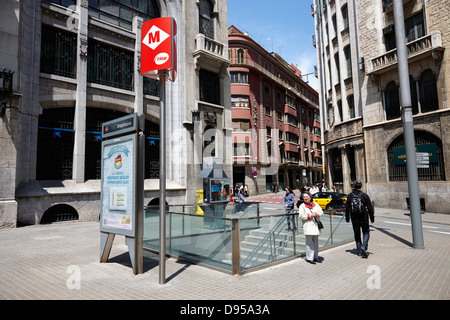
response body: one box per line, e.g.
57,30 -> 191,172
345,180 -> 374,258
283,187 -> 295,231
299,191 -> 324,264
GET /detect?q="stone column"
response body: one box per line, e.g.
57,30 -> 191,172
72,1 -> 88,183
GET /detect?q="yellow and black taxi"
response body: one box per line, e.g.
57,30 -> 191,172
311,192 -> 347,211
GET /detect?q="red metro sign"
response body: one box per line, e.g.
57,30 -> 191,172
141,17 -> 177,81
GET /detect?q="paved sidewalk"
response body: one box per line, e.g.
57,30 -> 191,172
0,206 -> 448,305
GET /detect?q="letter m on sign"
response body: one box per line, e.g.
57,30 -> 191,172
142,25 -> 169,50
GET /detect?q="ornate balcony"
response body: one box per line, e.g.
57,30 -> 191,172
194,34 -> 229,66
366,31 -> 445,75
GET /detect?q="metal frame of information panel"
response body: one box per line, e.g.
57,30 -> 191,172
99,113 -> 144,274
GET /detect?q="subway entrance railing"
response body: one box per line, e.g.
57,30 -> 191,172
143,203 -> 354,275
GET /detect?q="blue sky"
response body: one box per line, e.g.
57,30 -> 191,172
227,0 -> 318,91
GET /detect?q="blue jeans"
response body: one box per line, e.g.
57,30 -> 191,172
351,218 -> 370,253
286,208 -> 295,229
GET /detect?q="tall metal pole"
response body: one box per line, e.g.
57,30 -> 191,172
159,73 -> 167,283
393,0 -> 424,249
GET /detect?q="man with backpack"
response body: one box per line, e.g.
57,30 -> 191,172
346,180 -> 374,258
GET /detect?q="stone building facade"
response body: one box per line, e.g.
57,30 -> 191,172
0,0 -> 231,228
313,0 -> 449,213
228,26 -> 322,195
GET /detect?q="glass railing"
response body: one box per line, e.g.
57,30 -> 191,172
143,204 -> 354,275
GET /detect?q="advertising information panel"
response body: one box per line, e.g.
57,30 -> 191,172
100,135 -> 137,236
99,113 -> 144,275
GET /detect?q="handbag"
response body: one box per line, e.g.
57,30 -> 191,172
314,217 -> 324,229
307,204 -> 323,229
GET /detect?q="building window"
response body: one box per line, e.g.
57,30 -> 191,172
231,95 -> 249,107
200,69 -> 220,105
87,39 -> 134,90
84,108 -> 128,180
41,204 -> 79,224
88,0 -> 160,31
347,95 -> 355,118
383,11 -> 424,52
287,151 -> 299,163
344,45 -> 352,78
334,53 -> 340,83
199,0 -> 215,39
276,111 -> 282,121
419,69 -> 439,113
36,107 -> 75,180
237,49 -> 245,64
143,77 -> 160,96
341,4 -> 349,30
409,75 -> 419,115
40,25 -> 77,78
387,131 -> 445,181
48,0 -> 76,8
385,81 -> 400,120
285,114 -> 298,127
405,12 -> 424,43
230,71 -> 248,84
285,95 -> 298,110
286,132 -> 299,144
233,143 -> 250,157
337,100 -> 343,122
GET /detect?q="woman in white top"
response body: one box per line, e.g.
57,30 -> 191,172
298,191 -> 324,264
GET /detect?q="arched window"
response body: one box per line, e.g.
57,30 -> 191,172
385,81 -> 400,120
387,130 -> 445,181
237,49 -> 245,64
41,204 -> 79,224
199,0 -> 215,39
419,69 -> 439,113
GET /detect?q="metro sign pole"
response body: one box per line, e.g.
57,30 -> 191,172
141,17 -> 177,284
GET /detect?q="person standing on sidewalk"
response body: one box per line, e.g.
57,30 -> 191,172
345,180 -> 374,258
299,191 -> 324,264
283,187 -> 295,231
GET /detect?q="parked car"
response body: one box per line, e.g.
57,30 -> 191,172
312,192 -> 347,211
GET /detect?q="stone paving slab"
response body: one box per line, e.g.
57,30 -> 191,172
0,206 -> 449,318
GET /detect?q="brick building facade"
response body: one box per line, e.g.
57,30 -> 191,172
229,26 -> 322,195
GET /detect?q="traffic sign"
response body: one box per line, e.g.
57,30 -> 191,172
141,17 -> 177,81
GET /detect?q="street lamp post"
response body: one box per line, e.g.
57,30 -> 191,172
392,0 -> 424,249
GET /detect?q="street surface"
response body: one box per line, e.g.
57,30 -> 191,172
0,192 -> 448,305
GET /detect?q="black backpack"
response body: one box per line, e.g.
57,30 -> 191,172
350,192 -> 366,216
